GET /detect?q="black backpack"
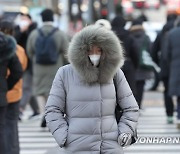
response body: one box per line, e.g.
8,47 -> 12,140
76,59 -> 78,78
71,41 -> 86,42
35,28 -> 59,65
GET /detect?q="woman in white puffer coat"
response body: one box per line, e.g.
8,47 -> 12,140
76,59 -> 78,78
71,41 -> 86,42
45,25 -> 139,154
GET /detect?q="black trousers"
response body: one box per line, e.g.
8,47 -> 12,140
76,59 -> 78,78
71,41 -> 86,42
5,102 -> 20,154
177,97 -> 180,119
162,78 -> 174,117
135,80 -> 145,109
0,106 -> 6,154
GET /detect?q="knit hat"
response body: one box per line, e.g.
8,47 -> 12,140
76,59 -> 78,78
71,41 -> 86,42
41,9 -> 54,22
132,18 -> 143,26
111,16 -> 126,28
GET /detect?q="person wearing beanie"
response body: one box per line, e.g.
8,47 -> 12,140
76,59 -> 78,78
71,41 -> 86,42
27,8 -> 69,127
45,25 -> 139,153
41,9 -> 54,22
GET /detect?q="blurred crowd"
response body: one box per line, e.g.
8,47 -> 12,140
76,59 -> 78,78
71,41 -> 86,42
0,7 -> 180,154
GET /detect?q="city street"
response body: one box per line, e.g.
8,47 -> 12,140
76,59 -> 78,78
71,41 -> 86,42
1,0 -> 180,154
19,86 -> 180,154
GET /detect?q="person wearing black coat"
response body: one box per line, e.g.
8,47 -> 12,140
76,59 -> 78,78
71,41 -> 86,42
152,14 -> 177,124
0,32 -> 23,153
111,16 -> 139,96
164,16 -> 180,129
14,13 -> 40,119
129,19 -> 153,109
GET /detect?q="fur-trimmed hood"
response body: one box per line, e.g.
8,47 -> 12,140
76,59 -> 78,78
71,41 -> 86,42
68,25 -> 124,84
0,32 -> 16,63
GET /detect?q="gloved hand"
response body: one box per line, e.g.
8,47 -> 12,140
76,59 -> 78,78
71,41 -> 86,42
118,133 -> 132,147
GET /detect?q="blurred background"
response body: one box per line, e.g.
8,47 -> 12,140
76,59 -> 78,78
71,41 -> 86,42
0,0 -> 180,154
0,0 -> 168,32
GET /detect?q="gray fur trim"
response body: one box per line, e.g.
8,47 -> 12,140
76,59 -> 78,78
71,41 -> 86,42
68,25 -> 124,83
0,32 -> 16,63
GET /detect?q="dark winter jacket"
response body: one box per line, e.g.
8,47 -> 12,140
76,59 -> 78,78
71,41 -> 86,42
14,22 -> 37,50
164,27 -> 180,96
14,22 -> 37,72
152,20 -> 175,79
0,32 -> 23,107
45,25 -> 139,154
111,16 -> 139,95
130,25 -> 153,81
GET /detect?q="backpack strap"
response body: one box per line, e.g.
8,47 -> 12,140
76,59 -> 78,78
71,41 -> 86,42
38,27 -> 58,38
38,29 -> 44,36
47,28 -> 58,37
141,35 -> 149,50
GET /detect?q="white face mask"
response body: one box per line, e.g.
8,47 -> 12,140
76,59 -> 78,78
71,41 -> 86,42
18,20 -> 30,29
89,54 -> 101,67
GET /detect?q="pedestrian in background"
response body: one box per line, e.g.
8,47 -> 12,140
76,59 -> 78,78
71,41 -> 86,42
0,31 -> 23,154
164,16 -> 180,129
0,20 -> 27,154
45,25 -> 139,153
27,8 -> 69,127
130,19 -> 153,109
111,16 -> 139,97
152,14 -> 177,123
14,13 -> 40,120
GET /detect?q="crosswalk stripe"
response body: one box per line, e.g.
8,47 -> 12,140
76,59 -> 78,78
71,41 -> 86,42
18,116 -> 59,154
20,150 -> 47,154
19,107 -> 179,154
19,128 -> 49,132
19,132 -> 52,137
138,129 -> 180,133
20,143 -> 57,148
125,153 -> 180,154
137,134 -> 180,137
137,125 -> 176,128
123,107 -> 180,153
20,138 -> 55,142
124,145 -> 180,151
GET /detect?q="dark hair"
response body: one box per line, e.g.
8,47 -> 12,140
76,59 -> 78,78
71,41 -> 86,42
20,13 -> 32,20
111,16 -> 126,28
132,18 -> 143,26
0,20 -> 14,35
41,9 -> 54,22
167,14 -> 177,22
